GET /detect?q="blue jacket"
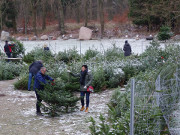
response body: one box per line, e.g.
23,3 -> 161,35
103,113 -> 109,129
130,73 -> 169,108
33,71 -> 54,90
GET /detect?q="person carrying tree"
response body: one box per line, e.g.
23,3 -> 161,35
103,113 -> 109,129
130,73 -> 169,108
28,60 -> 43,91
68,65 -> 93,113
123,40 -> 132,56
33,67 -> 54,115
4,40 -> 15,61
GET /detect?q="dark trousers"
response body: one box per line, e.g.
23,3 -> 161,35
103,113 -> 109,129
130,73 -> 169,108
6,52 -> 11,62
80,91 -> 90,108
35,90 -> 42,112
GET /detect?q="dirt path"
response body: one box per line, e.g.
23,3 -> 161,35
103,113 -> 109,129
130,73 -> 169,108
0,79 -> 114,135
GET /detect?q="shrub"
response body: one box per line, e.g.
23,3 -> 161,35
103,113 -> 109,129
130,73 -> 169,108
83,49 -> 99,60
0,61 -> 23,80
104,66 -> 124,88
11,38 -> 25,58
92,67 -> 106,92
56,48 -> 80,63
104,44 -> 124,61
23,47 -> 54,63
14,73 -> 29,90
158,26 -> 173,41
23,52 -> 35,63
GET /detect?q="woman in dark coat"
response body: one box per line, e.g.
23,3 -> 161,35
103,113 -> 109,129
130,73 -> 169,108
123,40 -> 132,56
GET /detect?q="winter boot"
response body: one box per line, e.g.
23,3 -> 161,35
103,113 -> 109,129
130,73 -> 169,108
85,107 -> 88,112
80,106 -> 85,111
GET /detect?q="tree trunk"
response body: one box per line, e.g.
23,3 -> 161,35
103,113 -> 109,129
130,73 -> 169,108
42,0 -> 47,30
58,0 -> 65,34
97,0 -> 100,21
99,0 -> 104,38
32,6 -> 37,36
90,0 -> 93,20
76,4 -> 80,23
84,0 -> 88,27
107,0 -> 113,21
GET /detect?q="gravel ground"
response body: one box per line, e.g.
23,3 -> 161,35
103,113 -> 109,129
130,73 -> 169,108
0,79 -> 114,135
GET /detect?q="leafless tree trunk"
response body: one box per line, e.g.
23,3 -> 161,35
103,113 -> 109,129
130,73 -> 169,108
97,0 -> 100,21
98,0 -> 104,38
107,0 -> 113,20
90,0 -> 93,20
84,0 -> 88,27
58,0 -> 65,34
30,0 -> 40,36
42,0 -> 47,30
76,4 -> 80,23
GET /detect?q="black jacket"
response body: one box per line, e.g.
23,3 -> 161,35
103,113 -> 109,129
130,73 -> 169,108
123,43 -> 132,56
29,61 -> 43,75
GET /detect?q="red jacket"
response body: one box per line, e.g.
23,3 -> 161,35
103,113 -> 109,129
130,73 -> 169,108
4,44 -> 15,53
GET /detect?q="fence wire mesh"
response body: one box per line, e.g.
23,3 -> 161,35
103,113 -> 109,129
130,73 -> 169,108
131,68 -> 180,135
158,68 -> 180,135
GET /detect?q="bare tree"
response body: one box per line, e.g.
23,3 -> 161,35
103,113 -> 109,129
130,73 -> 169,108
75,0 -> 81,23
58,0 -> 65,34
42,0 -> 48,30
84,0 -> 88,27
30,0 -> 40,36
98,0 -> 104,38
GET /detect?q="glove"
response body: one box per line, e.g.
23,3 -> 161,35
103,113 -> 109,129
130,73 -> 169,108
84,86 -> 87,89
51,80 -> 55,86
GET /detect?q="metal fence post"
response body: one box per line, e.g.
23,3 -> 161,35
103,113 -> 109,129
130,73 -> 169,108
130,78 -> 135,135
80,41 -> 82,57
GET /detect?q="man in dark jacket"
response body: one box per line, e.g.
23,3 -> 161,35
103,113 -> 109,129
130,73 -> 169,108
34,67 -> 54,115
68,65 -> 93,113
4,41 -> 15,61
28,61 -> 43,91
123,40 -> 132,56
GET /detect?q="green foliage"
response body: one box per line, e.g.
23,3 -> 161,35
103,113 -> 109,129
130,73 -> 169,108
14,74 -> 29,90
56,48 -> 80,63
158,26 -> 173,41
122,65 -> 138,82
0,61 -> 23,80
23,52 -> 35,63
92,67 -> 106,92
1,0 -> 17,30
129,0 -> 178,31
11,39 -> 25,58
23,47 -> 54,63
38,78 -> 79,117
83,49 -> 99,60
104,66 -> 124,88
105,44 -> 124,61
89,40 -> 180,134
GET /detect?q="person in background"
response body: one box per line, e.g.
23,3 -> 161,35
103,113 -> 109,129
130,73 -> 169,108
123,40 -> 132,56
4,40 -> 15,61
34,67 -> 54,115
68,65 -> 93,113
43,44 -> 49,51
28,60 -> 43,91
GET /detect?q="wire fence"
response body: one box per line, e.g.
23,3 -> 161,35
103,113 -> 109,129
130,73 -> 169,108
158,68 -> 180,135
0,39 -> 153,56
130,68 -> 180,135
